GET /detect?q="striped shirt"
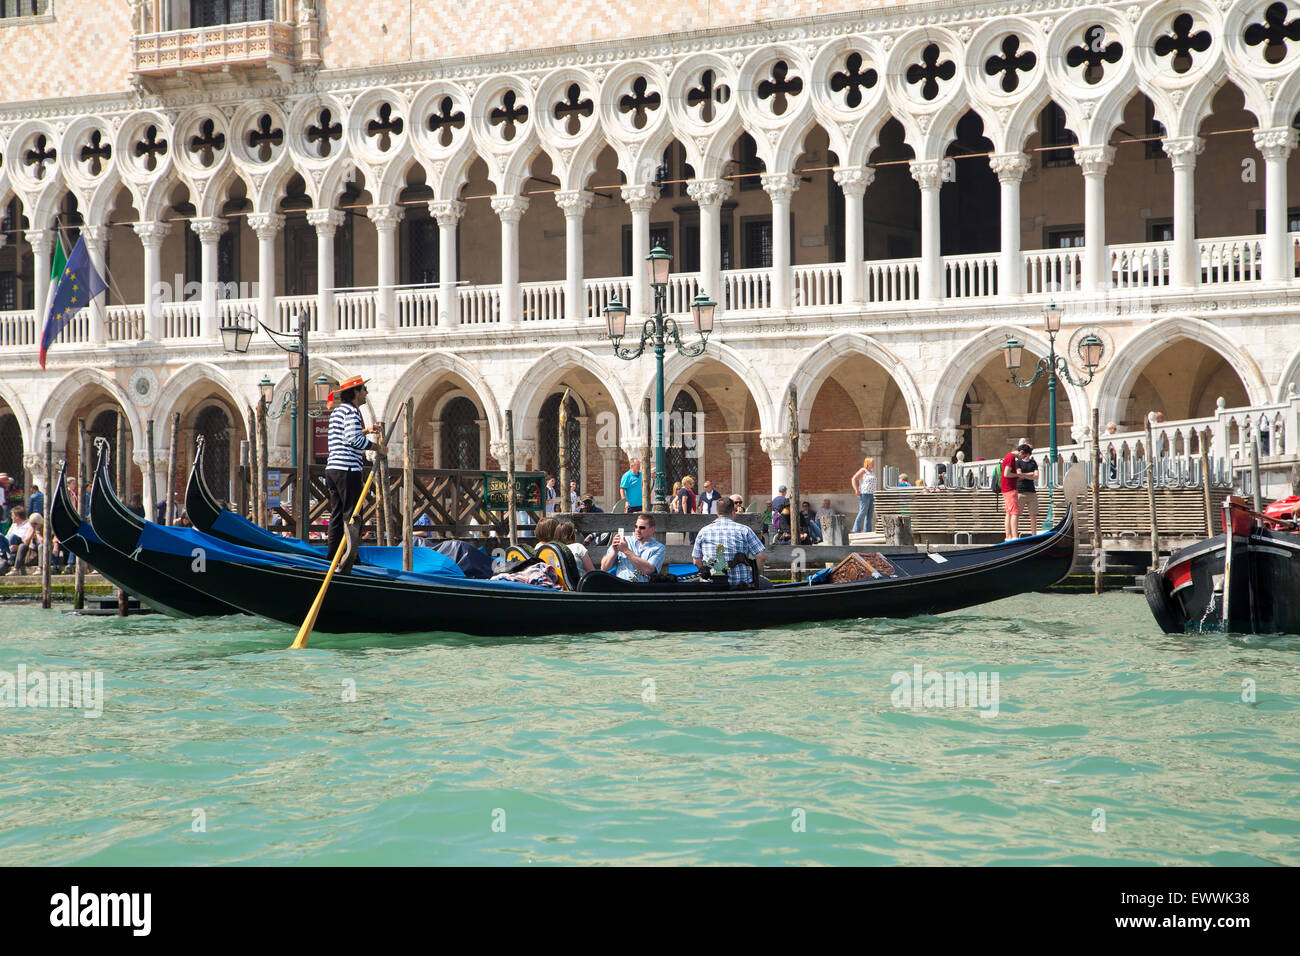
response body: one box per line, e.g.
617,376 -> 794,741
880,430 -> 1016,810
692,516 -> 765,586
326,403 -> 372,472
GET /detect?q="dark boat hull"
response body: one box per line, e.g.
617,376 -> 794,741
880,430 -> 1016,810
51,462 -> 241,618
1153,529 -> 1300,634
95,496 -> 1078,636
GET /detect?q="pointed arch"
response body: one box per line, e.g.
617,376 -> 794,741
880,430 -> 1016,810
784,333 -> 925,432
509,345 -> 634,444
153,362 -> 254,447
35,367 -> 145,452
384,350 -> 503,452
930,326 -> 1091,440
1096,316 -> 1269,425
656,341 -> 776,436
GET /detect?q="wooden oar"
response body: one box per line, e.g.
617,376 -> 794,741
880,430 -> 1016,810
290,403 -> 405,649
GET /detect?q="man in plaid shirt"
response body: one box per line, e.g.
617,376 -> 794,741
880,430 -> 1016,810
692,496 -> 766,586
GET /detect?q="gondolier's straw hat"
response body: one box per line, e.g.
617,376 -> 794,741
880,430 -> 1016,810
327,374 -> 369,407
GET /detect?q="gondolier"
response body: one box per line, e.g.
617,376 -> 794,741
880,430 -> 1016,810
326,375 -> 385,558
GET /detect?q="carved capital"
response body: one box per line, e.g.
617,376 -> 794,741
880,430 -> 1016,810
247,212 -> 285,239
428,199 -> 466,227
22,452 -> 43,471
26,230 -> 56,257
909,160 -> 944,191
988,152 -> 1031,184
832,166 -> 874,196
488,440 -> 511,464
190,216 -> 228,244
759,433 -> 792,458
133,220 -> 173,248
490,194 -> 530,223
306,208 -> 346,235
620,183 -> 659,213
906,429 -> 958,459
1073,144 -> 1116,176
554,189 -> 595,217
761,172 -> 800,203
1162,136 -> 1204,168
686,177 -> 734,206
1253,126 -> 1299,162
366,203 -> 404,229
81,224 -> 110,250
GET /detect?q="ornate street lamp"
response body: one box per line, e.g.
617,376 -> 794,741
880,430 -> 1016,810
603,246 -> 716,511
219,312 -> 328,542
1003,302 -> 1105,529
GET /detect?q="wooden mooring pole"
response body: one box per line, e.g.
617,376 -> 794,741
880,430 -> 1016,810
506,409 -> 518,548
167,412 -> 180,524
1201,428 -> 1213,537
74,419 -> 87,611
1146,414 -> 1159,571
41,424 -> 52,611
403,398 -> 414,572
1092,408 -> 1102,595
788,385 -> 801,579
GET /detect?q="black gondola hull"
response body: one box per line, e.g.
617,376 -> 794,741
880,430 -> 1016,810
1157,529 -> 1300,634
100,507 -> 1077,637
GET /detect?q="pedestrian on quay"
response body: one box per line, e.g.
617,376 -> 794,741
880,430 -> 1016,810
325,375 -> 385,560
618,458 -> 643,512
1016,444 -> 1039,534
850,458 -> 876,534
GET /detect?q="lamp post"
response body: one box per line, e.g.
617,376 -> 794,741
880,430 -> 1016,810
1003,302 -> 1104,529
220,312 -> 332,542
603,246 -> 716,511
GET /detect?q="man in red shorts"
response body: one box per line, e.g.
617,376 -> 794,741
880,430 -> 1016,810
1000,445 -> 1025,541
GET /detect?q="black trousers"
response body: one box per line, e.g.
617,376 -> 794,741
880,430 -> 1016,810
326,468 -> 363,558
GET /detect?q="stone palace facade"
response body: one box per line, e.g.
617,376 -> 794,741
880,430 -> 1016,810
1,0 -> 1299,512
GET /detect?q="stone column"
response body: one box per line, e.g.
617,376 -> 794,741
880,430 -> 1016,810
833,167 -> 872,304
306,208 -> 344,335
1074,145 -> 1115,294
686,178 -> 734,313
989,153 -> 1030,298
247,212 -> 283,330
429,199 -> 465,328
599,446 -> 621,512
1254,127 -> 1298,283
28,229 -> 55,325
762,172 -> 799,311
190,217 -> 227,341
82,224 -> 110,346
910,160 -> 944,300
1164,136 -> 1204,289
555,190 -> 594,323
429,420 -> 444,468
760,433 -> 791,499
491,195 -> 529,326
476,418 -> 489,470
726,440 -> 749,503
907,427 -> 960,487
367,203 -> 403,330
133,220 -> 172,342
620,184 -> 659,318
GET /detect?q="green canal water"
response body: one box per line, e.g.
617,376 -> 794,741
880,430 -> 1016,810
1,593 -> 1297,866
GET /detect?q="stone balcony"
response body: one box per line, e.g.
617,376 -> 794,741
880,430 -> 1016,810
131,18 -> 311,88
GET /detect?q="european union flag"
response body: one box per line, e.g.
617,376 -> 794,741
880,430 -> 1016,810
39,236 -> 108,370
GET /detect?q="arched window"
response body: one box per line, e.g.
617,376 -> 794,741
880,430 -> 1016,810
440,397 -> 480,470
665,390 -> 699,488
195,406 -> 232,500
538,392 -> 580,484
0,413 -> 22,481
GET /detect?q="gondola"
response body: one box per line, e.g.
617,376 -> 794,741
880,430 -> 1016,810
93,458 -> 1078,636
183,438 -> 451,573
50,456 -> 243,618
1145,497 -> 1300,634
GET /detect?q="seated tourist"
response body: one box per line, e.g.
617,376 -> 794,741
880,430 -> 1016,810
692,496 -> 766,587
534,516 -> 558,544
556,520 -> 595,573
798,500 -> 823,544
600,512 -> 666,582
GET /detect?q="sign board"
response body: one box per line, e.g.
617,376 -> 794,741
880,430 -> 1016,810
482,472 -> 545,512
267,469 -> 281,509
313,416 -> 330,464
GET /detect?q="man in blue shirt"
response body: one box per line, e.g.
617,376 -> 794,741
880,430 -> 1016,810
618,457 -> 643,511
600,512 -> 665,582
